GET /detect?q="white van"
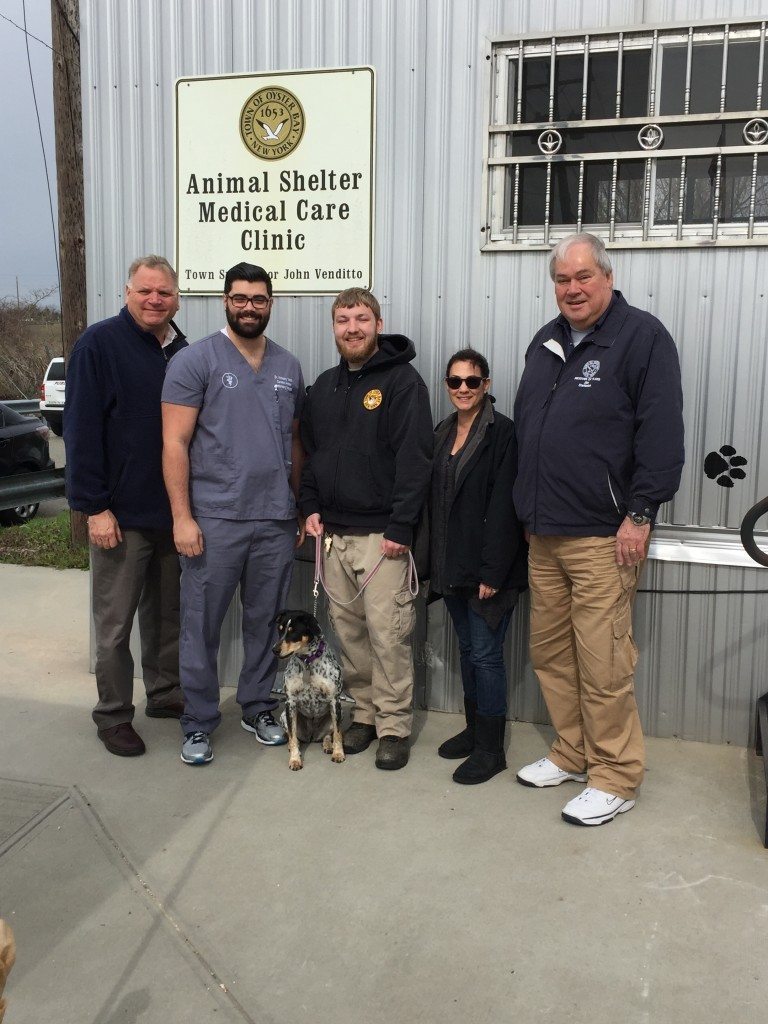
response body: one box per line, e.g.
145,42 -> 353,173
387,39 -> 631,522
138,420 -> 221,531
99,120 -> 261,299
39,356 -> 65,436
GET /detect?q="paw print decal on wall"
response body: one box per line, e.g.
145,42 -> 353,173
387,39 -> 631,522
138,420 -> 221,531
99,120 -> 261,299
703,445 -> 748,488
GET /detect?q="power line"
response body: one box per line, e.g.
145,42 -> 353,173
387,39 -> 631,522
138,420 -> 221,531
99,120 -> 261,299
0,9 -> 59,55
20,0 -> 62,339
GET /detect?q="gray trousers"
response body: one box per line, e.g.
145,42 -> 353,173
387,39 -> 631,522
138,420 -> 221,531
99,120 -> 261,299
179,517 -> 296,735
91,528 -> 182,729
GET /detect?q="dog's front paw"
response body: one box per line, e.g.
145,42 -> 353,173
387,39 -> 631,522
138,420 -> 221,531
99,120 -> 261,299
289,757 -> 303,770
331,750 -> 346,763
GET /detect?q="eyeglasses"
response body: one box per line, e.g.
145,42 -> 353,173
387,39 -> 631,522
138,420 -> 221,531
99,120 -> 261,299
445,375 -> 487,390
227,293 -> 271,309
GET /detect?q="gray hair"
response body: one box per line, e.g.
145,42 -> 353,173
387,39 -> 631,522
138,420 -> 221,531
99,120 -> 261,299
127,255 -> 179,290
548,233 -> 612,281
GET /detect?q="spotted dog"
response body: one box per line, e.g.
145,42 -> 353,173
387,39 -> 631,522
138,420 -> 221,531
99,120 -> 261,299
272,610 -> 346,770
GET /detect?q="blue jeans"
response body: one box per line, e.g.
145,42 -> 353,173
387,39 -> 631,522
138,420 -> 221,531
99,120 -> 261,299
443,595 -> 512,717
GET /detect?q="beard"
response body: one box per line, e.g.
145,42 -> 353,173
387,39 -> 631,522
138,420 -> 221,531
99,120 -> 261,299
226,305 -> 271,339
335,334 -> 378,367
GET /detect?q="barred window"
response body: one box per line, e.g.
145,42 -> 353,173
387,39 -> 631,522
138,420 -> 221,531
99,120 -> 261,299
483,20 -> 768,250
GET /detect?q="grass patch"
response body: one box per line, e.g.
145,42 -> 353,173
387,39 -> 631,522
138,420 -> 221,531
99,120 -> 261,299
0,512 -> 88,570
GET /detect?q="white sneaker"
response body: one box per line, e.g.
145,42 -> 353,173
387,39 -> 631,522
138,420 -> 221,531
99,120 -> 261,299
516,756 -> 587,788
561,786 -> 635,826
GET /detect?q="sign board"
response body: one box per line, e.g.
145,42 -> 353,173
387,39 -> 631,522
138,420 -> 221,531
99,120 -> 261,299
175,67 -> 375,295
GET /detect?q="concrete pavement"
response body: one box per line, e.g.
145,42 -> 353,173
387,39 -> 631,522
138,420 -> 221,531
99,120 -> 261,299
1,562 -> 766,1024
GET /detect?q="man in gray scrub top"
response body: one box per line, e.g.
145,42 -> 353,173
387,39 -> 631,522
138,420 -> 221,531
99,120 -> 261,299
162,262 -> 305,766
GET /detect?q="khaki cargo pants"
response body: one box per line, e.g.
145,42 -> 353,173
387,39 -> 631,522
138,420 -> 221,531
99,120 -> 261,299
324,533 -> 416,739
528,535 -> 645,799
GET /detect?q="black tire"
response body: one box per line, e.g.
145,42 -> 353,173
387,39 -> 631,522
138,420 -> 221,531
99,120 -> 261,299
740,496 -> 768,568
50,422 -> 63,437
0,502 -> 40,527
0,467 -> 41,527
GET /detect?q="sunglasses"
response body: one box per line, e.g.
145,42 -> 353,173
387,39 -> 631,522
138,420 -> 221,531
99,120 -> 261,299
445,375 -> 486,390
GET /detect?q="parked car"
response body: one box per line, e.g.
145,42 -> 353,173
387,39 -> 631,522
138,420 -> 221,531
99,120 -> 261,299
0,402 -> 53,525
39,356 -> 65,436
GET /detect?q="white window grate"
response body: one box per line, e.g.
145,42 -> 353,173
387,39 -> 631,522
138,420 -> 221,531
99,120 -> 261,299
482,20 -> 768,250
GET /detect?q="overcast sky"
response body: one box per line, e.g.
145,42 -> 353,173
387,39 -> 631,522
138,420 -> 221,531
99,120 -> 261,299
0,1 -> 58,304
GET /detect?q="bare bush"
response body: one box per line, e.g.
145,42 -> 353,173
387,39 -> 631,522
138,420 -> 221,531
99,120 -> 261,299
0,288 -> 62,399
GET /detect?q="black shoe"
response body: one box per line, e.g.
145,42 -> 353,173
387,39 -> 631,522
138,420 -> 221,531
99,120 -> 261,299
343,722 -> 377,755
375,736 -> 410,771
145,699 -> 184,719
98,722 -> 146,757
452,714 -> 506,785
437,698 -> 476,759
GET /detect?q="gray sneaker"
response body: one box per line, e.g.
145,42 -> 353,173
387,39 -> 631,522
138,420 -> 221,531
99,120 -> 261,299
241,710 -> 288,746
181,731 -> 213,765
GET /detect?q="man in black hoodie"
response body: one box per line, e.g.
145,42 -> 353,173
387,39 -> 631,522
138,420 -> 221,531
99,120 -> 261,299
300,288 -> 433,770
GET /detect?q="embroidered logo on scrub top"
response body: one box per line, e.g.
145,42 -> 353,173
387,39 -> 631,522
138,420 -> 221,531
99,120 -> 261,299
274,375 -> 295,391
222,373 -> 239,389
574,360 -> 601,389
363,389 -> 382,410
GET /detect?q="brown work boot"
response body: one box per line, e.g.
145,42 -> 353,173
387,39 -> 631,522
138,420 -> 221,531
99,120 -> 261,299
375,736 -> 410,771
98,723 -> 146,757
342,722 -> 377,755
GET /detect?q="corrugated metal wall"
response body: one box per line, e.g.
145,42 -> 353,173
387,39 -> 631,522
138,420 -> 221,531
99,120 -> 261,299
81,0 -> 768,745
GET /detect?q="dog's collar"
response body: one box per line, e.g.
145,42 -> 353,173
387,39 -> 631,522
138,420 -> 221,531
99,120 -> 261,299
299,639 -> 327,665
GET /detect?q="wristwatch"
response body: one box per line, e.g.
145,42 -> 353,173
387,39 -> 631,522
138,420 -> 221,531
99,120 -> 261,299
627,511 -> 651,526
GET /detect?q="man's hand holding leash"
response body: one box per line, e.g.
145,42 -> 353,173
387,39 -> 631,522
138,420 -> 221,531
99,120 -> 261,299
305,512 -> 323,538
381,537 -> 409,559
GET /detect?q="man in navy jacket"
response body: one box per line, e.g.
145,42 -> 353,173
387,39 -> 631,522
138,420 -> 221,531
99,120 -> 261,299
65,255 -> 187,757
513,233 -> 684,826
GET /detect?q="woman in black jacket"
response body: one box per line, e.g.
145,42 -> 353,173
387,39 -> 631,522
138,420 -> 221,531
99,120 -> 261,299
429,349 -> 528,784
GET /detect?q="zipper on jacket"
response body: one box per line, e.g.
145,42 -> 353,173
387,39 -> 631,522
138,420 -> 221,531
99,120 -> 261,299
331,372 -> 363,507
544,364 -> 566,407
607,472 -> 621,516
532,360 -> 567,533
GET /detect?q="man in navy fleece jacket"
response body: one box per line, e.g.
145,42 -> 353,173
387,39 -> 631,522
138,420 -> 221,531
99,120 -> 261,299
513,233 -> 684,827
65,255 -> 188,757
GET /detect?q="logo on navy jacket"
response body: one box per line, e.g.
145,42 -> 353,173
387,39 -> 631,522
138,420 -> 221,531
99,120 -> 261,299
222,373 -> 239,389
574,360 -> 601,388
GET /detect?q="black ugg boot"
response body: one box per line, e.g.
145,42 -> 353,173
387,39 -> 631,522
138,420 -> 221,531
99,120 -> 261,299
452,714 -> 507,785
437,699 -> 477,759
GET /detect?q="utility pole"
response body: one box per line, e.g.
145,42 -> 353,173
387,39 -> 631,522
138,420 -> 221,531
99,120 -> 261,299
51,0 -> 87,545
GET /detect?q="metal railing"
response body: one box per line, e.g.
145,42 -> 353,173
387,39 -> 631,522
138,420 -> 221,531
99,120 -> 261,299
740,495 -> 768,847
1,400 -> 41,414
740,496 -> 768,569
0,468 -> 66,512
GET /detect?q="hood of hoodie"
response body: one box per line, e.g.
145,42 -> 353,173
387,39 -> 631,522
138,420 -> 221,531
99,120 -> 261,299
332,333 -> 416,386
366,333 -> 415,367
343,333 -> 416,371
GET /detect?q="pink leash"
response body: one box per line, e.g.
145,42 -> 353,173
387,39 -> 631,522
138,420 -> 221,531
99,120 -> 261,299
312,533 -> 419,616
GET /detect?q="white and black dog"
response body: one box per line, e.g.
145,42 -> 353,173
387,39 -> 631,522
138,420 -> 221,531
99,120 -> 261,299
272,610 -> 346,770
